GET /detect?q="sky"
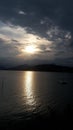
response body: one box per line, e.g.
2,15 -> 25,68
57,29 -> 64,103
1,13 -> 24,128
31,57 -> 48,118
0,0 -> 73,67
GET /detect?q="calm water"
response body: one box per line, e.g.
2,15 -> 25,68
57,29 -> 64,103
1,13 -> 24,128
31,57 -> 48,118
0,71 -> 73,120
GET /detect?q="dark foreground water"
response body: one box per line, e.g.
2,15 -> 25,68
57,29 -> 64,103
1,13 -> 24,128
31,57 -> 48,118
0,71 -> 73,129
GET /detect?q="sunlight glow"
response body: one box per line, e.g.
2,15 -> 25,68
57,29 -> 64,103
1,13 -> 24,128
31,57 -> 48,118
25,45 -> 36,54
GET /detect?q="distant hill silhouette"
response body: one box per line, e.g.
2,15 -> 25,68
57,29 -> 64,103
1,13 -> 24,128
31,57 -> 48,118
7,64 -> 73,72
0,66 -> 6,70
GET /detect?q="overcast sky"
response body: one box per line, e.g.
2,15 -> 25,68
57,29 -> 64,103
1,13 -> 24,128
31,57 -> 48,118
0,0 -> 73,66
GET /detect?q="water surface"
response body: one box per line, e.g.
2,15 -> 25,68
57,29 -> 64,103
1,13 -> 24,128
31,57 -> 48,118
0,71 -> 73,121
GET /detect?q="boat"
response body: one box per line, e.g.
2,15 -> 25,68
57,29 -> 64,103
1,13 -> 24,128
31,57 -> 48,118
58,80 -> 68,85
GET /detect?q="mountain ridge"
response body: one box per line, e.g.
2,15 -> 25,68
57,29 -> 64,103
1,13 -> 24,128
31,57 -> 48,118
5,64 -> 73,72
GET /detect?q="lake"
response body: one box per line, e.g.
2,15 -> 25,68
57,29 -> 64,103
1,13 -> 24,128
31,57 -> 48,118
0,71 -> 73,129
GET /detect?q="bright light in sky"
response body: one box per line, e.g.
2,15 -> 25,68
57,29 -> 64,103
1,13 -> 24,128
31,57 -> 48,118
25,45 -> 36,54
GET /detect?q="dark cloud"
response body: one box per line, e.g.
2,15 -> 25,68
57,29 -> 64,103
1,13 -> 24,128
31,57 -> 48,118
0,0 -> 73,44
0,0 -> 73,34
0,0 -> 73,66
0,38 -> 20,57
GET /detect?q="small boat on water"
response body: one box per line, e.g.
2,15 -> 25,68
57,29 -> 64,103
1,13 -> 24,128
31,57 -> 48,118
58,80 -> 68,85
61,81 -> 67,85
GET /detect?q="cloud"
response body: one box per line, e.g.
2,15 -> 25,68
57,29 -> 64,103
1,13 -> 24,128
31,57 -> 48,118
18,10 -> 27,15
0,0 -> 73,66
0,21 -> 54,64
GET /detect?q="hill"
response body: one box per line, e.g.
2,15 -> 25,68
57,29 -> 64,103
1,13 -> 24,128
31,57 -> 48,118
7,64 -> 73,72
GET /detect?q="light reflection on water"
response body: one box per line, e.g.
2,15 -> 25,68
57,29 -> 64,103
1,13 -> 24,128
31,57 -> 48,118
0,71 -> 73,118
24,71 -> 36,110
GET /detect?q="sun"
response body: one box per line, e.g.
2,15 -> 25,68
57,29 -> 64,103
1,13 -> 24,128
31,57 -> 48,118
25,45 -> 36,54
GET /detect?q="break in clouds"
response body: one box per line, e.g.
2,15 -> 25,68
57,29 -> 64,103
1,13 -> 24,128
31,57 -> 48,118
0,0 -> 73,66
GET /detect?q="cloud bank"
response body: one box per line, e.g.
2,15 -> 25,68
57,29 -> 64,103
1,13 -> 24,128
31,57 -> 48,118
0,0 -> 73,66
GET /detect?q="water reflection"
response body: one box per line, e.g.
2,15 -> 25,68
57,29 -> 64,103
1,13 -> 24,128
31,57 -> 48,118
24,72 -> 36,109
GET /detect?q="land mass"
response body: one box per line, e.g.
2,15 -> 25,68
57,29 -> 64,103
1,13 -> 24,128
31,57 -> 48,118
4,64 -> 73,72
